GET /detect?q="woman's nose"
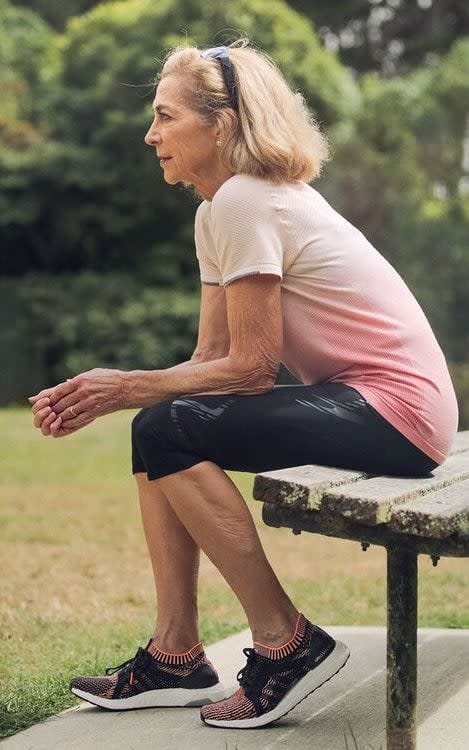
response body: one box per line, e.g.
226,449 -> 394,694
144,122 -> 161,146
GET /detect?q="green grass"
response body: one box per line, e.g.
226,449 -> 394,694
0,614 -> 243,738
1,407 -> 468,740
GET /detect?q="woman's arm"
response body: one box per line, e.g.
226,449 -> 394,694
126,273 -> 282,404
192,282 -> 231,362
30,275 -> 282,435
29,283 -> 229,435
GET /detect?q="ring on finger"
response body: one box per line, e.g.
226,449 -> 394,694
69,406 -> 77,417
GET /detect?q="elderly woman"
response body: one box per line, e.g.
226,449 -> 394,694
29,42 -> 458,729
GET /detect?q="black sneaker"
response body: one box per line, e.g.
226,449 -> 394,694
70,641 -> 226,710
200,619 -> 349,728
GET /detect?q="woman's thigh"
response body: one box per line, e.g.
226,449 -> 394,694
157,382 -> 437,477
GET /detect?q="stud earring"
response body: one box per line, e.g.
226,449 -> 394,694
216,139 -> 221,147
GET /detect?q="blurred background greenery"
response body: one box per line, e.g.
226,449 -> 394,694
1,0 -> 468,425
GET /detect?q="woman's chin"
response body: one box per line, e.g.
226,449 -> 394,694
163,172 -> 179,185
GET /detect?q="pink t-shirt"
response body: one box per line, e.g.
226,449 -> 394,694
195,174 -> 458,464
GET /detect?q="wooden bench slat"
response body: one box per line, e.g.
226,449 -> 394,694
388,479 -> 469,538
450,430 -> 469,454
253,465 -> 365,510
254,432 -> 469,513
321,453 -> 469,526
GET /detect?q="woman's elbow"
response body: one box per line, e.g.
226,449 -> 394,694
243,358 -> 280,394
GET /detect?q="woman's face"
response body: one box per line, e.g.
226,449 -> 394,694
145,74 -> 222,192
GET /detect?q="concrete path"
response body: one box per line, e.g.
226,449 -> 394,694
1,627 -> 468,750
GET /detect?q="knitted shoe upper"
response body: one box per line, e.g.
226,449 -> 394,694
201,619 -> 335,722
71,645 -> 219,700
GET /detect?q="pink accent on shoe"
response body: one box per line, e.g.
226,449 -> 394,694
147,640 -> 205,665
201,687 -> 257,722
253,612 -> 307,660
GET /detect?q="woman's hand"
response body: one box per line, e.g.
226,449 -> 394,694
29,368 -> 129,438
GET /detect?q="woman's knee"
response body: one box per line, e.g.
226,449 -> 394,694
131,400 -> 178,452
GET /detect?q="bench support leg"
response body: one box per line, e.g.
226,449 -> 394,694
386,545 -> 417,750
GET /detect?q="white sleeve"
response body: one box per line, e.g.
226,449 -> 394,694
210,176 -> 284,287
195,203 -> 222,285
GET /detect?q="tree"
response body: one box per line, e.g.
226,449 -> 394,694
10,0 -> 102,30
286,0 -> 469,74
320,37 -> 469,364
417,37 -> 469,207
0,0 -> 56,122
1,0 -> 355,277
323,69 -> 429,240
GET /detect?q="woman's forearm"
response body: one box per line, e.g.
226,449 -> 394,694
123,355 -> 274,408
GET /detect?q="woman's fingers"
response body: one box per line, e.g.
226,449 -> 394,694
33,404 -> 53,428
47,380 -> 77,409
49,414 -> 96,438
29,372 -> 106,438
52,397 -> 82,419
31,398 -> 59,435
28,387 -> 56,404
32,403 -> 95,437
29,378 -> 94,438
49,416 -> 63,437
40,410 -> 58,436
32,397 -> 51,416
29,379 -> 76,407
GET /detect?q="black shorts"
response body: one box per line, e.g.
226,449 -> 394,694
131,382 -> 438,481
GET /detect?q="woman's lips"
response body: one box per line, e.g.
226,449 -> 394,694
159,157 -> 172,165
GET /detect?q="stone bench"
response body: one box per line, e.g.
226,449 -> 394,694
253,430 -> 469,750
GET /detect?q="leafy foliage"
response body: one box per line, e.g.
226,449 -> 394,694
321,41 -> 469,370
17,272 -> 200,387
10,0 -> 102,30
1,0 -> 468,417
0,0 -> 56,121
1,0 -> 354,278
287,0 -> 469,74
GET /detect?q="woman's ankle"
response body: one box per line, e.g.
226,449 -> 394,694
150,623 -> 200,653
250,609 -> 301,647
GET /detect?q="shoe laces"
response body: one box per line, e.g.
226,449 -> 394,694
105,646 -> 147,686
237,647 -> 263,693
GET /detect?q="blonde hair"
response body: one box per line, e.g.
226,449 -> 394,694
159,41 -> 329,183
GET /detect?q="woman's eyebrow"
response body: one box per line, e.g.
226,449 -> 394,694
153,103 -> 175,114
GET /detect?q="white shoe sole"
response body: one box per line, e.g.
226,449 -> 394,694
202,641 -> 350,729
71,681 -> 227,710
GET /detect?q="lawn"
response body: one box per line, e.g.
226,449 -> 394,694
1,407 -> 468,739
